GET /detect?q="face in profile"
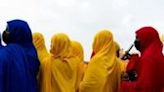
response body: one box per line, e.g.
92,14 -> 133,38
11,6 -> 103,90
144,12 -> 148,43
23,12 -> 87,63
2,26 -> 10,44
134,36 -> 140,51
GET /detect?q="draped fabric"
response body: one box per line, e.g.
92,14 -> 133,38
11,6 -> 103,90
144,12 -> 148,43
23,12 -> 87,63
79,30 -> 122,92
71,41 -> 85,91
32,32 -> 49,63
0,19 -> 40,92
40,33 -> 80,92
71,41 -> 84,61
32,32 -> 50,91
120,27 -> 164,92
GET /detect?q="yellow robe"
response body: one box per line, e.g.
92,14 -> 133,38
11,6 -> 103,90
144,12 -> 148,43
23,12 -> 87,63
79,29 -> 125,92
32,32 -> 50,89
71,41 -> 86,92
40,33 -> 80,92
32,32 -> 49,63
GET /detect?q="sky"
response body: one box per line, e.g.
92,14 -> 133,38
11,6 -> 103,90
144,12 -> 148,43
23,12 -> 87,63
0,0 -> 164,60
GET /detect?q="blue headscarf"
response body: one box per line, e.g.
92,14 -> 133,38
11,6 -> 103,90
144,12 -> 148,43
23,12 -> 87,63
7,19 -> 40,76
7,19 -> 32,43
0,19 -> 40,92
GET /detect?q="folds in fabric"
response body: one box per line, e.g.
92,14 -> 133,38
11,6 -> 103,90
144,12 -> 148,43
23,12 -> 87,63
32,32 -> 49,63
120,27 -> 164,92
0,19 -> 40,92
40,33 -> 81,92
80,29 -> 122,92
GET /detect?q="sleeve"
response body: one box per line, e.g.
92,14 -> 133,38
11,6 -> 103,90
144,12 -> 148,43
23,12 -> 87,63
126,54 -> 139,73
79,58 -> 107,92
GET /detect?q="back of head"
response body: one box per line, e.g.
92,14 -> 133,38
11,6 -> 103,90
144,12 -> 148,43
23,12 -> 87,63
92,29 -> 114,56
6,19 -> 39,70
6,19 -> 32,44
3,20 -> 38,59
32,32 -> 45,50
91,29 -> 118,69
50,33 -> 71,58
84,29 -> 120,92
71,41 -> 84,61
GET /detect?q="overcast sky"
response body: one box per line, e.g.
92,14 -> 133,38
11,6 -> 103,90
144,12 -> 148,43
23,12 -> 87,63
0,0 -> 164,60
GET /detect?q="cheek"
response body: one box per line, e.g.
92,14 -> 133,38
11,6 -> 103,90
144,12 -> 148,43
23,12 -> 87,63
2,32 -> 10,42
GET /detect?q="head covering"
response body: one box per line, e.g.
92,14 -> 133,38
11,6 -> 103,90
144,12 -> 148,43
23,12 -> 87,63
50,33 -> 71,58
32,32 -> 49,63
120,26 -> 164,92
92,30 -> 114,55
80,29 -> 121,92
71,41 -> 84,61
136,27 -> 162,53
136,26 -> 164,89
161,34 -> 164,42
40,33 -> 80,92
7,19 -> 32,43
7,19 -> 40,74
0,19 -> 40,92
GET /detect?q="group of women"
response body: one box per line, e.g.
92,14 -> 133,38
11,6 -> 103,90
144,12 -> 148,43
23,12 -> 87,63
0,19 -> 164,92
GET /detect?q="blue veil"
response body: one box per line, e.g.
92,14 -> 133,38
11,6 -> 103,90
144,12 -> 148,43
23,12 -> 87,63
0,19 -> 40,92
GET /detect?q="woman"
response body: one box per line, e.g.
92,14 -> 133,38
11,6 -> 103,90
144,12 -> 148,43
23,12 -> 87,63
40,33 -> 80,92
120,27 -> 164,92
0,19 -> 40,92
79,29 -> 123,92
71,41 -> 87,92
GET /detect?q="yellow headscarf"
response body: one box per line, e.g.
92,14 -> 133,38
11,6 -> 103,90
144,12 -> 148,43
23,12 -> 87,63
71,41 -> 84,61
79,29 -> 121,92
32,32 -> 49,63
40,33 -> 80,92
160,34 -> 164,42
50,33 -> 71,58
